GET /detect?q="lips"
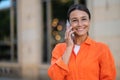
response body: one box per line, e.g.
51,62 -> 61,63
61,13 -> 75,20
76,27 -> 85,31
78,28 -> 84,31
72,27 -> 85,32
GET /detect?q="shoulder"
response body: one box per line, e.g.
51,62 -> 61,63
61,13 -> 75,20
95,41 -> 109,50
92,40 -> 113,59
54,42 -> 66,48
52,42 -> 66,58
92,40 -> 111,56
53,42 -> 66,51
88,37 -> 108,48
90,38 -> 110,52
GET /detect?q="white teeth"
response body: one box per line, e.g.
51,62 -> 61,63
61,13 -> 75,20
78,29 -> 83,30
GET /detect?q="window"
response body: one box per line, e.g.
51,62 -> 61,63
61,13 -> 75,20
0,0 -> 17,62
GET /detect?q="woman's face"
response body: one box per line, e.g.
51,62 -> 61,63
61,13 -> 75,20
69,10 -> 90,36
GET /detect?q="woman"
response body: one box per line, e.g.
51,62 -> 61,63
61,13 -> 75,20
48,4 -> 116,80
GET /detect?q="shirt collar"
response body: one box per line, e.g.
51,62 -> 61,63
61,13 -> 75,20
84,36 -> 93,45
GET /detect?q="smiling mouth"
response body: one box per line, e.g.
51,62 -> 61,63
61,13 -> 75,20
72,27 -> 85,32
78,28 -> 84,31
76,28 -> 85,32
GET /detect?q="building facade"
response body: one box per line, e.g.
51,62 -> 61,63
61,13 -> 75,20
0,0 -> 120,80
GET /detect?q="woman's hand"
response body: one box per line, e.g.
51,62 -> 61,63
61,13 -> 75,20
62,26 -> 75,64
65,26 -> 75,47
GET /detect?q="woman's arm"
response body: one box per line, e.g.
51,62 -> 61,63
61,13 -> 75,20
99,45 -> 116,80
48,43 -> 71,80
48,25 -> 74,80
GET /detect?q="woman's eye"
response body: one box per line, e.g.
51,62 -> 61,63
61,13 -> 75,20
82,18 -> 87,21
72,20 -> 78,22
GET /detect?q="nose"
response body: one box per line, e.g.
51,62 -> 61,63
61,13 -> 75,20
77,20 -> 83,26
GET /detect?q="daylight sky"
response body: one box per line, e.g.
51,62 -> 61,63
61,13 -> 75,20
0,0 -> 11,10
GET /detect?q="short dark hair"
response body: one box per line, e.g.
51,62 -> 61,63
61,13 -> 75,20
67,4 -> 91,20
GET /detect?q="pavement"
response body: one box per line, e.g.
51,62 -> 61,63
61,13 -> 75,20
0,77 -> 50,80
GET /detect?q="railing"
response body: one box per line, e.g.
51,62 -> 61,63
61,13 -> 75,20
0,62 -> 21,77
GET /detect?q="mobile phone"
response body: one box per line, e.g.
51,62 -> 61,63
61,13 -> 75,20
66,20 -> 70,28
66,20 -> 74,39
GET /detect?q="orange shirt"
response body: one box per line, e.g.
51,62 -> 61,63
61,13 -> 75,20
48,37 -> 116,80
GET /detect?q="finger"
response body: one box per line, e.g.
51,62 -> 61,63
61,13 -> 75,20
68,30 -> 75,38
65,26 -> 72,38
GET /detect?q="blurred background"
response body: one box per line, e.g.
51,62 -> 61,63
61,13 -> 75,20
0,0 -> 120,80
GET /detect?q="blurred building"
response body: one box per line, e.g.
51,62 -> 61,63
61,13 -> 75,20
0,0 -> 120,80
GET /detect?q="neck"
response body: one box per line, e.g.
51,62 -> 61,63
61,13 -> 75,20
74,34 -> 88,45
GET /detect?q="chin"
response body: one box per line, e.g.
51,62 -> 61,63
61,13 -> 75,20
75,32 -> 87,36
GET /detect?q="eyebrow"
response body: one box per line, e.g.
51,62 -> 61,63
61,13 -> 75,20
71,16 -> 88,20
81,16 -> 88,18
